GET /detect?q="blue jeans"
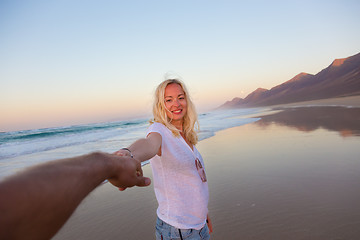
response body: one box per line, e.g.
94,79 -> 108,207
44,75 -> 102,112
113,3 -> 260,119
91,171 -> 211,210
155,217 -> 210,240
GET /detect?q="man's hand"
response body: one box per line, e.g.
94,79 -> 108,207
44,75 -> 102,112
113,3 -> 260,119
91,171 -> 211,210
108,154 -> 151,190
0,152 -> 151,240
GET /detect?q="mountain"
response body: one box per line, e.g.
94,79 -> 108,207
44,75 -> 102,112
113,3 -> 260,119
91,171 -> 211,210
219,52 -> 360,109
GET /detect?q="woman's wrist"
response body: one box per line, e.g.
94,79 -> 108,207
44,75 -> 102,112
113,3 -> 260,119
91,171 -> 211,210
121,148 -> 134,158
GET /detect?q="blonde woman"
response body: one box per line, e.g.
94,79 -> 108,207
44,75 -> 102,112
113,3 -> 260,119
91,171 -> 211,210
115,79 -> 212,240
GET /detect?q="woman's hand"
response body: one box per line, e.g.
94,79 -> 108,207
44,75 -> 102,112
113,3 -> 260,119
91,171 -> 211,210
207,214 -> 213,234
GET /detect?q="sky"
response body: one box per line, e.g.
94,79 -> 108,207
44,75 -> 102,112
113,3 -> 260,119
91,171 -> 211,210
1,0 -> 359,132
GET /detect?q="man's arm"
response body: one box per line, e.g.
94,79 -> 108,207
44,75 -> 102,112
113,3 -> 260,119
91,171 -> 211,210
0,152 -> 151,240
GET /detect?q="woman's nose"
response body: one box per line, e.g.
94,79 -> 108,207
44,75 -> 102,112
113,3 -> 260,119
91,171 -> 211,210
173,99 -> 180,107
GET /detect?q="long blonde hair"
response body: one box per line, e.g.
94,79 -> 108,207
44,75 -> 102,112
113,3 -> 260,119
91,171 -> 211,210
150,79 -> 199,145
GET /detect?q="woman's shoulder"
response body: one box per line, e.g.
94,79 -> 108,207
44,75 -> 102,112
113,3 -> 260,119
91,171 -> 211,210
150,121 -> 165,128
148,122 -> 168,132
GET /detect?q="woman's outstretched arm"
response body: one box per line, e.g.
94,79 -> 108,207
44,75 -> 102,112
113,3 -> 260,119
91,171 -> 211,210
115,132 -> 162,162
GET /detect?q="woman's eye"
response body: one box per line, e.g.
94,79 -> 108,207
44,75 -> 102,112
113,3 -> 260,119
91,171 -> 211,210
165,99 -> 172,103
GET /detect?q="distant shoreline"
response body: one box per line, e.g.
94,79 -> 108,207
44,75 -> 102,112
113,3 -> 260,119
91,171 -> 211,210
262,95 -> 360,109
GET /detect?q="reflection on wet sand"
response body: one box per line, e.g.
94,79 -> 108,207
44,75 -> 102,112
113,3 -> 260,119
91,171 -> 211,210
255,106 -> 360,137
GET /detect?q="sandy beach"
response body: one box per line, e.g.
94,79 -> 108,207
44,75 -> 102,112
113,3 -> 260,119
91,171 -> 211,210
54,96 -> 360,240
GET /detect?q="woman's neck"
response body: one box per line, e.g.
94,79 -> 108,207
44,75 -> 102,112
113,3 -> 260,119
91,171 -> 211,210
171,120 -> 183,132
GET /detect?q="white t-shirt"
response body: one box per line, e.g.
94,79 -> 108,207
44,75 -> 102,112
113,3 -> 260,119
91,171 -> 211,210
147,122 -> 209,230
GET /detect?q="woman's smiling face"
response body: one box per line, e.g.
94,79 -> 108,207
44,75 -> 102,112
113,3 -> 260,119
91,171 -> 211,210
164,83 -> 187,126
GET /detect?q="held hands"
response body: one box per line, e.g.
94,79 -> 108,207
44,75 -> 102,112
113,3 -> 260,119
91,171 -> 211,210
107,153 -> 150,191
114,149 -> 132,158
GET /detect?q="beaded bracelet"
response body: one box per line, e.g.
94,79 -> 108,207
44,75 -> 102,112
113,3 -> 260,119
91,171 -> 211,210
121,148 -> 134,158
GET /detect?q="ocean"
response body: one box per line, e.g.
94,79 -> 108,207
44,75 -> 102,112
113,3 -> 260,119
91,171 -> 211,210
0,108 -> 262,179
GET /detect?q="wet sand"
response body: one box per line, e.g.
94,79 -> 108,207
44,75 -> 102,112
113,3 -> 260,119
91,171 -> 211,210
201,106 -> 360,239
256,106 -> 360,137
54,102 -> 360,240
